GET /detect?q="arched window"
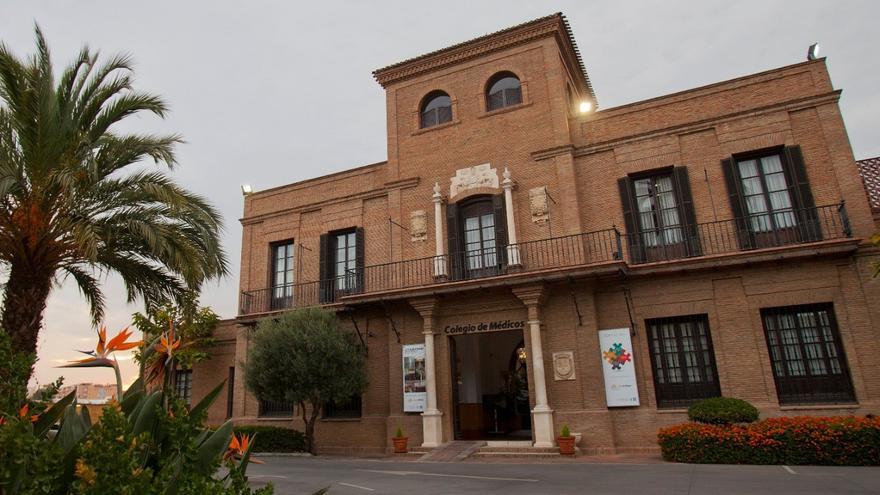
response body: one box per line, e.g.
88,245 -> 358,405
420,91 -> 452,128
486,72 -> 522,111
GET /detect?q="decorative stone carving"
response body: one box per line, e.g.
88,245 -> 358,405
449,163 -> 499,199
529,186 -> 550,224
410,210 -> 427,242
553,351 -> 576,381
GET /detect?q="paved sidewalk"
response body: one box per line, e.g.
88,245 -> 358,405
247,456 -> 880,494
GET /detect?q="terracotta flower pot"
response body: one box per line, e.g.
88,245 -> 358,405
557,435 -> 576,455
392,436 -> 409,454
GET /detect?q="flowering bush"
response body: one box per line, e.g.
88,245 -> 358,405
658,416 -> 880,465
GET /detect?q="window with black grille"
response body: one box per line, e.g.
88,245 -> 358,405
258,399 -> 294,418
761,303 -> 855,405
324,395 -> 362,419
174,369 -> 193,406
646,314 -> 721,408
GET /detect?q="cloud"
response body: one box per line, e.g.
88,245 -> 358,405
3,0 -> 878,388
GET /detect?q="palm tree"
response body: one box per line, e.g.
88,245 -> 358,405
0,27 -> 228,370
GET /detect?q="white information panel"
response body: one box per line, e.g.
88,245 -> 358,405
598,328 -> 640,407
402,344 -> 427,412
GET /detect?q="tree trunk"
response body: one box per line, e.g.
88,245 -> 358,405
1,259 -> 52,368
301,400 -> 322,455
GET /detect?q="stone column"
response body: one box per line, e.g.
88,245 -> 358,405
501,168 -> 521,266
410,298 -> 443,447
512,284 -> 554,447
432,182 -> 447,279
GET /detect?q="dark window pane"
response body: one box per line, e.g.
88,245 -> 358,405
421,92 -> 452,128
487,75 -> 522,111
324,395 -> 362,419
259,399 -> 294,417
761,303 -> 855,405
646,314 -> 721,408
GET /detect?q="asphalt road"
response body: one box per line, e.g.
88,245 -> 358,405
246,456 -> 880,494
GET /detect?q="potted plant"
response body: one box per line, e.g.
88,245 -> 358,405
558,424 -> 576,455
392,425 -> 408,454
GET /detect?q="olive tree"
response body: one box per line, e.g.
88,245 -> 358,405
244,307 -> 367,454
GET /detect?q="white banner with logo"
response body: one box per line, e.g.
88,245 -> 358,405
402,343 -> 427,412
598,328 -> 640,407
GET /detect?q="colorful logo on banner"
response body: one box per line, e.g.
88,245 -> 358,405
603,342 -> 632,370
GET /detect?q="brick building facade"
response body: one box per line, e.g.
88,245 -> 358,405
189,13 -> 880,455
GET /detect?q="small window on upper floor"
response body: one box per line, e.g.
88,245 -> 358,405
486,72 -> 522,111
420,91 -> 452,128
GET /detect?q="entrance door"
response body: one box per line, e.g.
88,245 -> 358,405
450,331 -> 531,440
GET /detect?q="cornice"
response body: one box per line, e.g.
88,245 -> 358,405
240,177 -> 420,225
373,13 -> 595,102
563,91 -> 842,159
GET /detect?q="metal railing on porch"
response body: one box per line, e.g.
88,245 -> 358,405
622,203 -> 851,264
238,203 -> 853,316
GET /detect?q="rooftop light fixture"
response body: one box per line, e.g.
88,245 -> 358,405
241,184 -> 253,196
807,43 -> 820,60
579,100 -> 593,113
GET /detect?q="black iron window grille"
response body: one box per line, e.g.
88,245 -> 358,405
646,314 -> 721,408
761,303 -> 855,405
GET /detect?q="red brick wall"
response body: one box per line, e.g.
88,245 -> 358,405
190,22 -> 880,455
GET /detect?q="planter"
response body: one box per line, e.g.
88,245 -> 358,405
392,436 -> 409,454
558,435 -> 576,455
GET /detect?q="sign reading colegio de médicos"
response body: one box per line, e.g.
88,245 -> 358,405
443,319 -> 526,335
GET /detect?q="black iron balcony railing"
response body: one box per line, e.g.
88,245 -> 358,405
239,228 -> 620,315
623,203 -> 851,264
238,203 -> 853,316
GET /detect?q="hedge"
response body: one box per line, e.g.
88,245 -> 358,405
687,397 -> 759,425
658,416 -> 880,465
233,425 -> 306,453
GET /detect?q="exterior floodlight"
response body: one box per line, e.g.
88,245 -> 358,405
241,184 -> 253,196
578,101 -> 593,113
807,43 -> 820,61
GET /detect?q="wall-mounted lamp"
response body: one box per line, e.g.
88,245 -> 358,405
807,43 -> 820,61
241,184 -> 253,196
578,100 -> 593,113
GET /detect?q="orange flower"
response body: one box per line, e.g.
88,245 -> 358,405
146,321 -> 184,384
156,321 -> 181,355
61,326 -> 143,368
225,433 -> 263,463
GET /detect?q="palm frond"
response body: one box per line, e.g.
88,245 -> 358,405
60,264 -> 105,325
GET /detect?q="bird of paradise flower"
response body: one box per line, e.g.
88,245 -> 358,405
58,326 -> 142,400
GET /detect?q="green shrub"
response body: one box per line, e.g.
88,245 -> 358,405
687,397 -> 759,425
560,424 -> 571,438
233,426 -> 306,453
658,416 -> 880,465
395,426 -> 404,438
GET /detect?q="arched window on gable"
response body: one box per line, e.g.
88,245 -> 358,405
420,91 -> 452,128
486,72 -> 522,111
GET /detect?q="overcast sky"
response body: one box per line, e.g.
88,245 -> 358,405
3,0 -> 878,389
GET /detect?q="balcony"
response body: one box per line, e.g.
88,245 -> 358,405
238,203 -> 854,317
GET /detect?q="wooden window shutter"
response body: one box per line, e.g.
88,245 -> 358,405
355,227 -> 365,292
492,194 -> 509,266
617,177 -> 643,263
672,166 -> 702,257
318,233 -> 333,303
783,145 -> 822,241
720,158 -> 752,249
446,202 -> 462,280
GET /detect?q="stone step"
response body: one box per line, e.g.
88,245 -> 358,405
418,441 -> 485,462
477,446 -> 560,454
